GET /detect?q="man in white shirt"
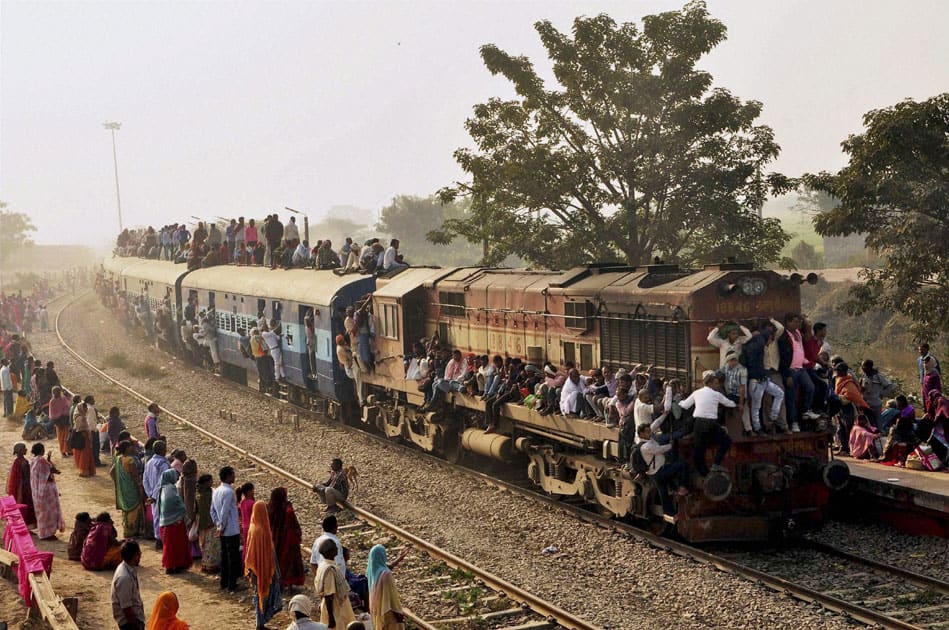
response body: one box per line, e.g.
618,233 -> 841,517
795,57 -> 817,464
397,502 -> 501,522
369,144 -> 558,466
637,419 -> 688,515
284,216 -> 300,245
679,371 -> 736,476
382,238 -> 409,272
1,359 -> 13,417
310,515 -> 346,575
707,321 -> 753,367
211,466 -> 243,592
110,541 -> 145,630
261,323 -> 285,380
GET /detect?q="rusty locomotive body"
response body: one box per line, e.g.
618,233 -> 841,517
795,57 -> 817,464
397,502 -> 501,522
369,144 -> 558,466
107,259 -> 848,542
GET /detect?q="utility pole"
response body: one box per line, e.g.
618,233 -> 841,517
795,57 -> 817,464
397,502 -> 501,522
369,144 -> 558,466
103,121 -> 123,231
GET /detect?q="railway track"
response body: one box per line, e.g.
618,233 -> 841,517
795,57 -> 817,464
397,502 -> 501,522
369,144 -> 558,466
52,294 -> 597,630
56,292 -> 949,629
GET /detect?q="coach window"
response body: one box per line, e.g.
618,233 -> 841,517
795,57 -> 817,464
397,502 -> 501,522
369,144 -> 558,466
208,292 -> 216,309
272,301 -> 282,322
381,303 -> 399,340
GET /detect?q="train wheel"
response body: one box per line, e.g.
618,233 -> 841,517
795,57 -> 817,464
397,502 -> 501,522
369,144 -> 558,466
443,433 -> 463,465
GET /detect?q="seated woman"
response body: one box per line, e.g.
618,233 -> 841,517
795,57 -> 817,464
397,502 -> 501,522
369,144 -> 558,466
848,413 -> 881,460
881,411 -> 920,466
67,512 -> 93,561
81,512 -> 123,571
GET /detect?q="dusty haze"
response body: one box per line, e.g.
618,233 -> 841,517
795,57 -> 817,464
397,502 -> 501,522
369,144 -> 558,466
1,0 -> 947,247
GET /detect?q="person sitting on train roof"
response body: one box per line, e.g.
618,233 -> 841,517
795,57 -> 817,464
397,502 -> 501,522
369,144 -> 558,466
635,414 -> 689,516
292,240 -> 311,268
560,368 -> 596,418
584,369 -> 610,422
484,359 -> 523,433
536,363 -> 566,416
338,243 -> 361,274
481,355 -> 503,400
679,371 -> 736,477
317,240 -> 341,270
382,239 -> 409,273
707,321 -> 752,368
359,243 -> 383,274
427,349 -> 468,408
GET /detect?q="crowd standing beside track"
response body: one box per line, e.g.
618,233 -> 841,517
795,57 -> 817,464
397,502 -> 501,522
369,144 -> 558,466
2,302 -> 413,630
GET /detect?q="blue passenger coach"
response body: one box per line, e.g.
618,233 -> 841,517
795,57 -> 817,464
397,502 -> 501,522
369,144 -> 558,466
180,266 -> 375,403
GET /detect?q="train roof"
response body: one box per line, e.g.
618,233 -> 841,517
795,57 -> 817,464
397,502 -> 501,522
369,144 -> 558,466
181,266 -> 371,307
102,256 -> 141,275
373,267 -> 455,299
119,259 -> 190,286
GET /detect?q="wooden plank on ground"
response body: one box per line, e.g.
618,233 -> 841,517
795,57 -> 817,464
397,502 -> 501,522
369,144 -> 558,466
27,572 -> 80,630
0,547 -> 19,567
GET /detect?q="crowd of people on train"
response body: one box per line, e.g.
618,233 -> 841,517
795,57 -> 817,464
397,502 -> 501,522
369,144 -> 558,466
357,312 -> 947,514
113,215 -> 410,275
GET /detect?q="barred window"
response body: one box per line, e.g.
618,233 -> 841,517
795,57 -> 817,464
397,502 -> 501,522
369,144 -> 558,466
439,292 -> 465,317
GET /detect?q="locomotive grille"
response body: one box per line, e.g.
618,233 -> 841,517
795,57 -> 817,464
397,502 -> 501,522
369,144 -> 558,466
599,314 -> 690,381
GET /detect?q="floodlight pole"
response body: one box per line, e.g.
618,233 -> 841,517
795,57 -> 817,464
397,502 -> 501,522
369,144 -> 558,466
103,121 -> 124,231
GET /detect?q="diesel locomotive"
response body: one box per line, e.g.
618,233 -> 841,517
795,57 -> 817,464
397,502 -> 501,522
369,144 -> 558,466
99,257 -> 850,542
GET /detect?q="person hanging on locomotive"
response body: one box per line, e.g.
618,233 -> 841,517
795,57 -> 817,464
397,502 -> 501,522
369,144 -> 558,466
778,313 -> 820,433
484,358 -> 523,433
250,327 -> 276,394
678,371 -> 736,476
428,348 -> 468,407
742,322 -> 785,436
707,321 -> 753,367
634,413 -> 688,516
719,350 -> 752,437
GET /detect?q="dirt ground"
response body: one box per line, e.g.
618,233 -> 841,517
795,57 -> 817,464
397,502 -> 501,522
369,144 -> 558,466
0,411 -> 287,629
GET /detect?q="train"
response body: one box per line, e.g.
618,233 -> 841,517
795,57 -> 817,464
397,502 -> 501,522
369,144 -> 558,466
98,257 -> 850,543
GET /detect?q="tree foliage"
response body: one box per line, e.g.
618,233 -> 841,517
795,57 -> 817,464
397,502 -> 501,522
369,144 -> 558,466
436,1 -> 791,269
378,195 -> 484,266
805,93 -> 949,340
0,202 -> 37,262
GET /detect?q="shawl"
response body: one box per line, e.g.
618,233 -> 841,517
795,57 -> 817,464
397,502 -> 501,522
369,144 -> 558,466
366,544 -> 389,592
6,454 -> 31,507
157,469 -> 185,527
113,455 -> 142,511
196,483 -> 214,529
315,558 -> 350,604
267,487 -> 289,545
81,522 -> 117,569
146,590 -> 190,630
244,501 -> 276,610
180,459 -> 197,523
370,570 -> 403,630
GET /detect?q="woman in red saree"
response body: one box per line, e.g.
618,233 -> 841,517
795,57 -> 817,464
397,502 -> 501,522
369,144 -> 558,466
157,469 -> 191,574
267,487 -> 305,588
72,397 -> 96,477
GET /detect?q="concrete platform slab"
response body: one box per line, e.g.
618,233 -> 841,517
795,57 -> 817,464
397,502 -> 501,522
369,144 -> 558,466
843,457 -> 949,536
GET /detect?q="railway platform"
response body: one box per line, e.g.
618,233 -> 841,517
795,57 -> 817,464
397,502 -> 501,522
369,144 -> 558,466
841,458 -> 949,537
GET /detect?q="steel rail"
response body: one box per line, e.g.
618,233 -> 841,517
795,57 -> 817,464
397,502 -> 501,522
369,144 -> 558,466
799,538 -> 949,598
59,290 -> 948,629
54,293 -> 598,630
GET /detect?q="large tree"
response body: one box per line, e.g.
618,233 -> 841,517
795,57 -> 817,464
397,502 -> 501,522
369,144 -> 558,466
380,195 -> 484,266
805,93 -> 949,340
0,203 -> 36,262
435,1 -> 790,269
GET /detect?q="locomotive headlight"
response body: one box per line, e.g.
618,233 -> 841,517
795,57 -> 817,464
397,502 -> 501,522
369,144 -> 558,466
740,277 -> 767,296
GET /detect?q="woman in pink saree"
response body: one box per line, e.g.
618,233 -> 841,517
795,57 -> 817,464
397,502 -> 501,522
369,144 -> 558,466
849,413 -> 881,460
29,443 -> 65,540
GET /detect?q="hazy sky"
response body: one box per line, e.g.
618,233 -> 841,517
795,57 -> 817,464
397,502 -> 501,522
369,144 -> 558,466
1,0 -> 946,246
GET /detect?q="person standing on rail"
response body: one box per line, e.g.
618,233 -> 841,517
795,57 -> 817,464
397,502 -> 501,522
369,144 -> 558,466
212,466 -> 244,593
